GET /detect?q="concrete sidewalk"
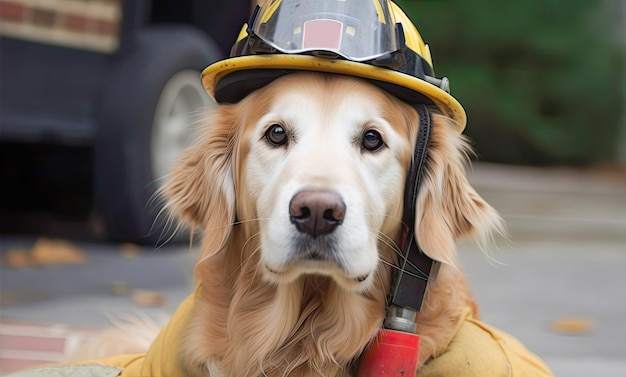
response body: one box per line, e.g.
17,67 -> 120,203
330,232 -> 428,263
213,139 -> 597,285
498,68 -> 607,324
467,163 -> 626,376
468,163 -> 626,242
1,163 -> 625,376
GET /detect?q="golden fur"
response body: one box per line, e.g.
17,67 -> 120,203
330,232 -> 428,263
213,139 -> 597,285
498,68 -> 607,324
163,73 -> 503,376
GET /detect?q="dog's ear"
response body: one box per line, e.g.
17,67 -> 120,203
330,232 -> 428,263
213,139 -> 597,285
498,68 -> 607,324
163,106 -> 238,256
415,114 -> 504,266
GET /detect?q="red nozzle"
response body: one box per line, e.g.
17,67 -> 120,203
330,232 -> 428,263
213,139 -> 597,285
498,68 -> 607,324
357,329 -> 420,376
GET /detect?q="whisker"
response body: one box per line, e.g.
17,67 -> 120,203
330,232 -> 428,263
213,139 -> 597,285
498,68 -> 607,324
370,226 -> 432,281
197,217 -> 273,235
378,259 -> 429,281
362,211 -> 403,221
375,232 -> 401,256
193,217 -> 274,267
376,232 -> 433,280
394,255 -> 431,281
155,217 -> 273,256
232,217 -> 272,226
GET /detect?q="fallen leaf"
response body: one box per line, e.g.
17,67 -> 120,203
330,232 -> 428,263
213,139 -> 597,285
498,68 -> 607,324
549,317 -> 594,335
132,289 -> 165,307
4,249 -> 31,268
30,237 -> 86,265
110,280 -> 131,296
119,243 -> 141,260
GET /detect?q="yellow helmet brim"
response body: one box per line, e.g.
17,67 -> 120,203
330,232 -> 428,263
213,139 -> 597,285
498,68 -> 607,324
202,54 -> 466,132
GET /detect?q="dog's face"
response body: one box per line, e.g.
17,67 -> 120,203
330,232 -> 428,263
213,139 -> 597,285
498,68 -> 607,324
165,72 -> 500,294
242,74 -> 415,291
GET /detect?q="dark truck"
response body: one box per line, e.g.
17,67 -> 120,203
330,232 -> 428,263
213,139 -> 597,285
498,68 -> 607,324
0,0 -> 249,243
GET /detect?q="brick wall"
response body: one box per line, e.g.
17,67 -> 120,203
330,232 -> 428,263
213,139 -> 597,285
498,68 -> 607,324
0,0 -> 122,52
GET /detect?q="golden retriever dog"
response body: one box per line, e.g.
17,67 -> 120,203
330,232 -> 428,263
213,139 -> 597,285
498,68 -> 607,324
162,71 -> 503,377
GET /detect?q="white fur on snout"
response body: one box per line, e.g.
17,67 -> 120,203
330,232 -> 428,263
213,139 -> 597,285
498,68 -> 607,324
255,141 -> 379,283
245,87 -> 406,290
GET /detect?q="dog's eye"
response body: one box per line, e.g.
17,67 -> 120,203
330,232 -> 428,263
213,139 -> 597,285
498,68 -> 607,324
362,130 -> 384,151
265,124 -> 288,146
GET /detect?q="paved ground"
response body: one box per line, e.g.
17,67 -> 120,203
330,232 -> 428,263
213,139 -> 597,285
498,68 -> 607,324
1,163 -> 625,376
464,163 -> 626,376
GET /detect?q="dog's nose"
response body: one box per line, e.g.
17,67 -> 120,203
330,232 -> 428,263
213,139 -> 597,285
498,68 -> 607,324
289,191 -> 346,237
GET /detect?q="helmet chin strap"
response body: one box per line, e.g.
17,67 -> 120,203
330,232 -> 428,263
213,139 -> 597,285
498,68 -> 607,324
387,103 -> 439,318
357,104 -> 437,376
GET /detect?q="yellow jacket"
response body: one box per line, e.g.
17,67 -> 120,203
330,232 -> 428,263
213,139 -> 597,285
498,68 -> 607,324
10,293 -> 553,377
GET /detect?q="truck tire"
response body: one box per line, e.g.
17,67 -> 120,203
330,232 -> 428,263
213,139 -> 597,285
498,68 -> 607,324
94,26 -> 221,244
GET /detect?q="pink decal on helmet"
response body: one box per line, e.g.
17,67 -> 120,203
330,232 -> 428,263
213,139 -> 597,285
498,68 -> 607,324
302,19 -> 343,50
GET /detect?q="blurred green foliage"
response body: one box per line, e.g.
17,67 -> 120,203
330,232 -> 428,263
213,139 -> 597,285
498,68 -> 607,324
397,0 -> 624,165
